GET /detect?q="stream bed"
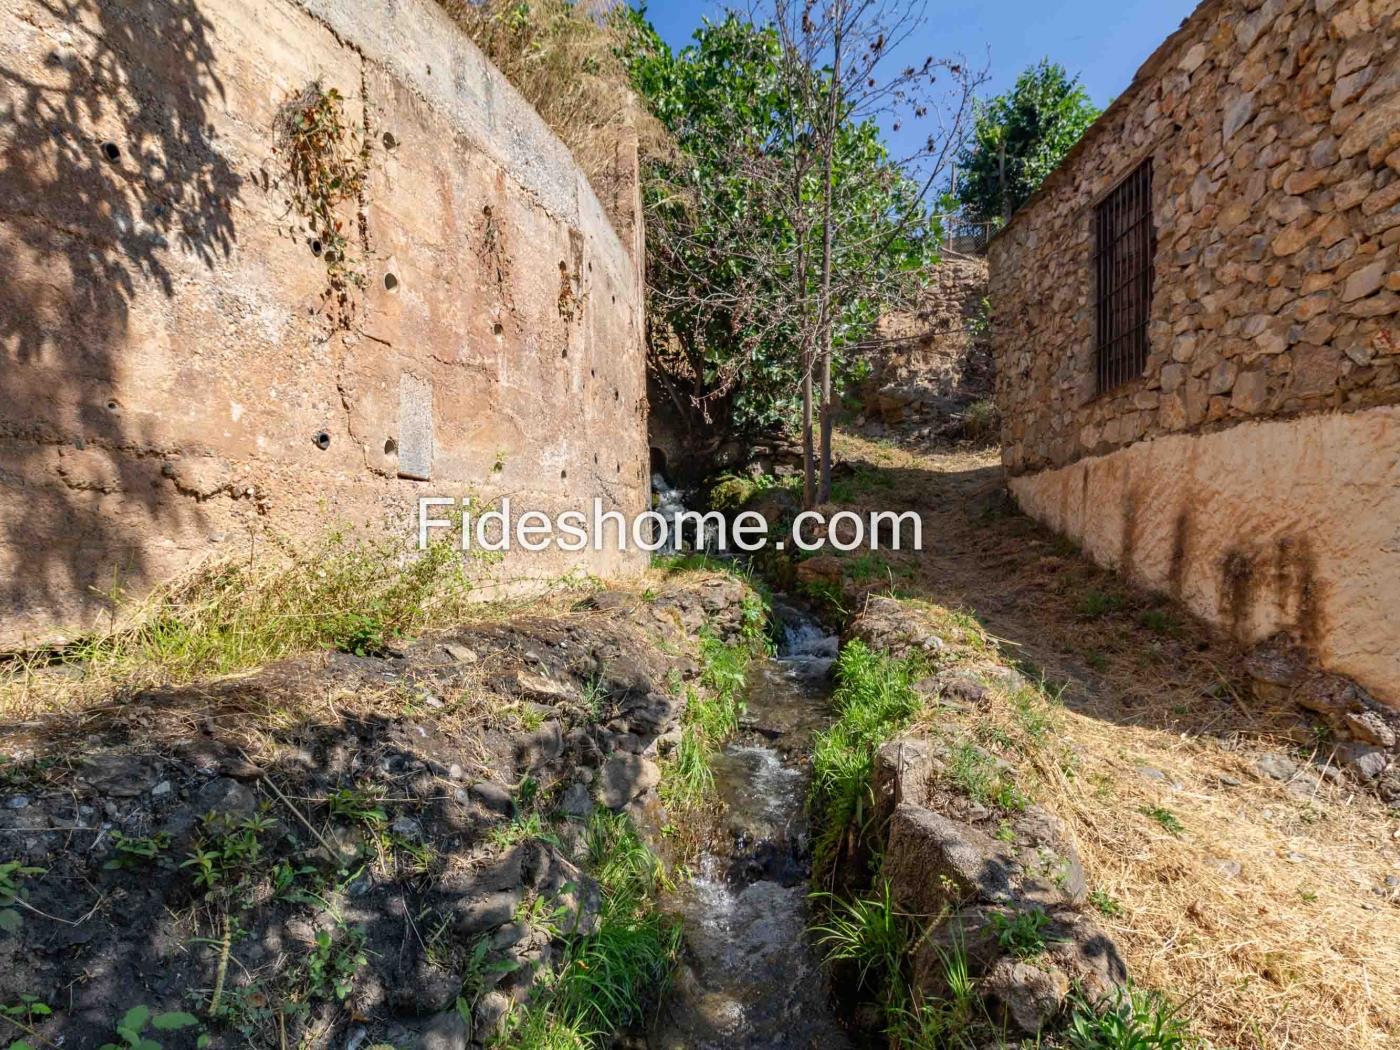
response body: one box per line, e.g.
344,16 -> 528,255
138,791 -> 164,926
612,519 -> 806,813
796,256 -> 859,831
649,603 -> 854,1049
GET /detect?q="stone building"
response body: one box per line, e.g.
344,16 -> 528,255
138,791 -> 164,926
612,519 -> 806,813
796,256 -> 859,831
0,0 -> 649,646
989,0 -> 1400,706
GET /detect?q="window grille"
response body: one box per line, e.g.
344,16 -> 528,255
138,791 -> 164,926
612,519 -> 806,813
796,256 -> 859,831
1094,160 -> 1155,392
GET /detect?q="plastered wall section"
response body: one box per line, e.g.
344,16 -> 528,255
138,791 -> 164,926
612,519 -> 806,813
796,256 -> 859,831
1008,405 -> 1400,708
0,0 -> 649,646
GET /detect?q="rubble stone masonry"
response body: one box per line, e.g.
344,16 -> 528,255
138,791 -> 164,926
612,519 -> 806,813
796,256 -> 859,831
989,0 -> 1400,706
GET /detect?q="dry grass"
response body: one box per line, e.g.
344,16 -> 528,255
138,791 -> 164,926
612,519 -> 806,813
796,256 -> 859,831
439,0 -> 671,190
827,430 -> 1400,1050
0,522 -> 607,724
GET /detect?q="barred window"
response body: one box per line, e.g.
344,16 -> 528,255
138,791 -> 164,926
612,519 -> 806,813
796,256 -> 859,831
1094,160 -> 1155,392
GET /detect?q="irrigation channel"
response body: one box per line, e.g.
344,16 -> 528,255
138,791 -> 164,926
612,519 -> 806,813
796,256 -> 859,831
649,601 -> 856,1048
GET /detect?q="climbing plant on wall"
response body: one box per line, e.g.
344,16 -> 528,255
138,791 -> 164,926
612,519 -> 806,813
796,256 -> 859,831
274,83 -> 372,322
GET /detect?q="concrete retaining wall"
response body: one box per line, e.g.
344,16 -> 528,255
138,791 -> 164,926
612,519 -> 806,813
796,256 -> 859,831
0,0 -> 649,645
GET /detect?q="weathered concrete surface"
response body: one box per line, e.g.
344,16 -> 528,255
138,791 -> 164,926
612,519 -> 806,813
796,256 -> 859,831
0,0 -> 648,646
1009,404 -> 1400,709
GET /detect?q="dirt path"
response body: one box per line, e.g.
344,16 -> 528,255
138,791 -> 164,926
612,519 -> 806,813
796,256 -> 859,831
827,431 -> 1400,1050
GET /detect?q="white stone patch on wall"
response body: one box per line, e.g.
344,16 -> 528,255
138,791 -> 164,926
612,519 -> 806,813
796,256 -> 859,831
1007,404 -> 1400,711
397,372 -> 434,482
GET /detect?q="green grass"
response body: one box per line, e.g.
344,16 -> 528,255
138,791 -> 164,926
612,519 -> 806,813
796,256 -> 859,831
660,625 -> 757,809
1140,806 -> 1184,836
24,525 -> 482,696
947,742 -> 1029,813
494,811 -> 677,1048
810,881 -> 905,994
808,641 -> 924,874
1077,589 -> 1126,619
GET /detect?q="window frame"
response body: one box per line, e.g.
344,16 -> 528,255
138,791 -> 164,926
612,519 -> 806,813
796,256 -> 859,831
1093,159 -> 1156,394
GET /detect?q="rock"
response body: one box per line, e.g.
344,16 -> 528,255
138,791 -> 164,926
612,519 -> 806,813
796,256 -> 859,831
1342,710 -> 1397,748
598,754 -> 660,809
983,957 -> 1070,1033
514,721 -> 564,772
559,782 -> 593,819
150,780 -> 173,797
418,1007 -> 469,1050
1339,744 -> 1391,782
451,891 -> 520,935
6,796 -> 30,810
1208,858 -> 1243,878
440,642 -> 477,664
795,554 -> 844,587
194,777 -> 257,820
474,991 -> 512,1042
1253,752 -> 1299,781
884,802 -> 1014,914
469,781 -> 514,816
77,754 -> 160,797
391,815 -> 424,840
397,963 -> 463,1016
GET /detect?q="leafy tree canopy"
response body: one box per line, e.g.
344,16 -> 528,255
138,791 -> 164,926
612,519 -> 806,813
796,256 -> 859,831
956,60 -> 1100,221
620,11 -> 937,449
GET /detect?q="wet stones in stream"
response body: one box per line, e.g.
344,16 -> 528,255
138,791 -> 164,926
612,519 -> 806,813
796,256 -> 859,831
651,609 -> 852,1049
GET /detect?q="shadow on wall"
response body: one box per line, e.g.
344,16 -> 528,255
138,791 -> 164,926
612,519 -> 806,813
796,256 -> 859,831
0,0 -> 242,634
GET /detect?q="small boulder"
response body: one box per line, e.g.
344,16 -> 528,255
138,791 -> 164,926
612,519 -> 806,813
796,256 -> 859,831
598,754 -> 660,809
983,958 -> 1070,1033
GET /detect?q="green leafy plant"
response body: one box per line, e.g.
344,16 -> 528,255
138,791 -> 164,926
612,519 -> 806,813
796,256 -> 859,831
307,926 -> 367,1002
104,831 -> 171,871
990,907 -> 1056,960
97,1005 -> 205,1050
1090,888 -> 1124,918
1065,984 -> 1193,1050
327,785 -> 389,829
334,612 -> 396,657
956,60 -> 1101,221
181,812 -> 275,894
1,994 -> 53,1050
0,861 -> 44,934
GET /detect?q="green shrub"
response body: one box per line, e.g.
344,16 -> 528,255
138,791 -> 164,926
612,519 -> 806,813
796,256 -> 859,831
1065,985 -> 1192,1050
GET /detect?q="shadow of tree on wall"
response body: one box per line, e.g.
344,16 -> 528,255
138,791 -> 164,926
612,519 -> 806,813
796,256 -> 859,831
0,0 -> 242,640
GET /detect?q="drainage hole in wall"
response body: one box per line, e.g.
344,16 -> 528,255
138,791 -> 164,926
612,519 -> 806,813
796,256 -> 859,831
493,322 -> 504,336
613,389 -> 619,401
560,469 -> 567,480
100,141 -> 121,163
561,348 -> 568,358
310,238 -> 323,257
323,248 -> 340,264
382,131 -> 398,150
384,437 -> 398,455
313,431 -> 331,450
104,399 -> 120,413
615,462 -> 621,474
384,272 -> 399,292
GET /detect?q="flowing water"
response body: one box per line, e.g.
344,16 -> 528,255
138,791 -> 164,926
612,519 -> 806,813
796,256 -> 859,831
650,604 -> 853,1049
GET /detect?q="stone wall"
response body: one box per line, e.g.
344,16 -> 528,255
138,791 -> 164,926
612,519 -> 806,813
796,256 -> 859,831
988,0 -> 1400,707
861,258 -> 993,435
0,0 -> 649,646
990,0 -> 1400,476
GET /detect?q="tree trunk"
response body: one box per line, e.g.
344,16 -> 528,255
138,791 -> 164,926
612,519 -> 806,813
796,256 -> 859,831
816,0 -> 844,504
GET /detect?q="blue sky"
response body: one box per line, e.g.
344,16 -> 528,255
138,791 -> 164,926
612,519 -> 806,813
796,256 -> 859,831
636,0 -> 1198,166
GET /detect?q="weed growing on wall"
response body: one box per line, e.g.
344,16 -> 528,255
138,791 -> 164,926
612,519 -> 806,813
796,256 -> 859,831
275,82 -> 371,319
